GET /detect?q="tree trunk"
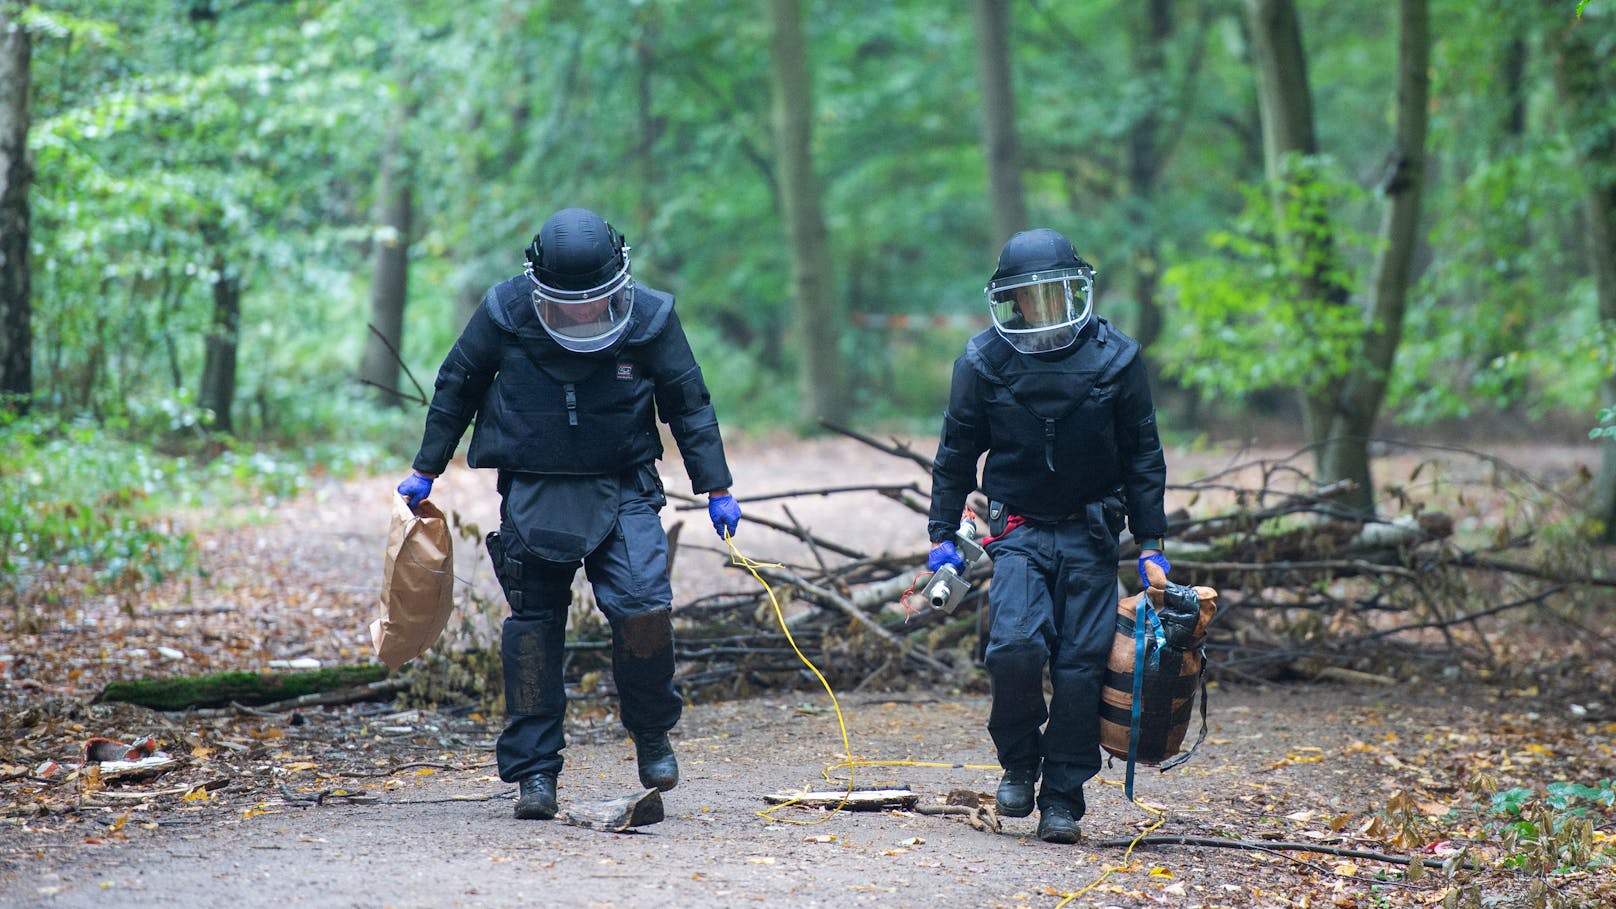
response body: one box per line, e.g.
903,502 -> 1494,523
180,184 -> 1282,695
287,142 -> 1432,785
1319,0 -> 1429,514
360,109 -> 413,407
1548,4 -> 1616,540
765,0 -> 848,428
1243,0 -> 1362,508
199,252 -> 240,434
1126,0 -> 1172,350
0,5 -> 30,414
971,0 -> 1027,247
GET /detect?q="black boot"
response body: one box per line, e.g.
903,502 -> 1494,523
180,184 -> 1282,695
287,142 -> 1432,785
514,774 -> 558,820
995,763 -> 1039,818
1036,802 -> 1082,844
633,732 -> 679,791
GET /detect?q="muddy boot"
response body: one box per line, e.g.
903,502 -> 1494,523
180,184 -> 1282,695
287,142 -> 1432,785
514,774 -> 558,820
633,732 -> 679,791
995,763 -> 1039,818
1036,802 -> 1081,844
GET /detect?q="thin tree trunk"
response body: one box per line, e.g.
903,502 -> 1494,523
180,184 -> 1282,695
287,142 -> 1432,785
1244,0 -> 1361,507
360,109 -> 413,407
199,253 -> 240,434
1320,0 -> 1429,514
765,0 -> 847,428
1548,4 -> 1616,540
971,0 -> 1027,247
634,3 -> 662,235
1126,0 -> 1172,350
0,5 -> 31,413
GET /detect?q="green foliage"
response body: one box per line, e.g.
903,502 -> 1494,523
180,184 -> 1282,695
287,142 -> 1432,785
0,410 -> 397,610
1161,160 -> 1371,403
18,0 -> 1616,443
1,414 -> 197,606
1487,781 -> 1614,874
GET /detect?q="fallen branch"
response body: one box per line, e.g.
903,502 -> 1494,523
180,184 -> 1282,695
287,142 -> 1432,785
819,421 -> 934,472
667,490 -> 867,559
750,565 -> 953,675
1092,833 -> 1475,869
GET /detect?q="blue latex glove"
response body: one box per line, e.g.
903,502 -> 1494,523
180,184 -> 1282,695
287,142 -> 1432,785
708,494 -> 742,539
928,540 -> 965,573
1139,551 -> 1171,588
397,472 -> 433,509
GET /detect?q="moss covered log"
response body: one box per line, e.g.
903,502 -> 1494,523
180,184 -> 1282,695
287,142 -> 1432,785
97,665 -> 390,711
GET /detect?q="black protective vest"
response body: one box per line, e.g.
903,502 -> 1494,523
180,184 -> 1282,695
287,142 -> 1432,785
466,280 -> 672,474
966,320 -> 1140,517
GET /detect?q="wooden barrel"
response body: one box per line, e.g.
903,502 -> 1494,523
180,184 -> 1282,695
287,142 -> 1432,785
1099,579 -> 1218,765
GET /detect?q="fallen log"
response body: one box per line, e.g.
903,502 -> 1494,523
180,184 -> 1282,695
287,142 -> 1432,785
97,664 -> 391,711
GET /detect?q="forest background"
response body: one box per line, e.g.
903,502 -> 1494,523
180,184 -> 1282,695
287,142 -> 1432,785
2,0 -> 1615,535
2,2 -> 1615,906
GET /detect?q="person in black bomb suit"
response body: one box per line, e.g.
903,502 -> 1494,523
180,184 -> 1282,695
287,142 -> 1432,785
396,207 -> 743,820
926,228 -> 1170,844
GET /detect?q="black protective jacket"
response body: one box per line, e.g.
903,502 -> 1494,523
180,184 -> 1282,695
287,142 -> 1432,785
411,275 -> 732,495
928,319 -> 1166,543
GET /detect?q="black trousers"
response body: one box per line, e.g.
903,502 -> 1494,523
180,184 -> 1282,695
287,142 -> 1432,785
980,502 -> 1119,810
489,487 -> 680,783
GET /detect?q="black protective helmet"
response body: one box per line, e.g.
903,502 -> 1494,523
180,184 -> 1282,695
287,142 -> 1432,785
524,208 -> 634,353
985,228 -> 1095,354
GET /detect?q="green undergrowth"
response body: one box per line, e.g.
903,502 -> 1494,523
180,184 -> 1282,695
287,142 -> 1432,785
2,411 -> 394,609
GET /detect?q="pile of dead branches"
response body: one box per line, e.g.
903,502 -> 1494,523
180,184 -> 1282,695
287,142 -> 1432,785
648,426 -> 1614,698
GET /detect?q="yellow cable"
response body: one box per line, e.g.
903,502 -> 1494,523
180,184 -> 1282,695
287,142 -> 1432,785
725,534 -> 859,825
1053,782 -> 1168,908
724,532 -> 1175,906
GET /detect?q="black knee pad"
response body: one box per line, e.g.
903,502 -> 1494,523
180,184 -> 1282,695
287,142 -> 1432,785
614,608 -> 673,660
502,617 -> 563,716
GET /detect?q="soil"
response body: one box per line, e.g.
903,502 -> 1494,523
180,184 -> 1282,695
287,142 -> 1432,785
2,434 -> 1613,909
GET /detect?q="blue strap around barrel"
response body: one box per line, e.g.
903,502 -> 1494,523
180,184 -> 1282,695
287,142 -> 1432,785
1124,601 -> 1165,801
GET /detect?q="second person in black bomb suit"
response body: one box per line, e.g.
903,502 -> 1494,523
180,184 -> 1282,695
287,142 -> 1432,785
926,228 -> 1170,844
396,207 -> 743,820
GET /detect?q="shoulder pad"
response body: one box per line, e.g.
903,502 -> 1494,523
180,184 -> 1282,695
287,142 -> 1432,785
1092,319 -> 1141,381
962,328 -> 1013,384
484,274 -> 538,334
623,286 -> 675,345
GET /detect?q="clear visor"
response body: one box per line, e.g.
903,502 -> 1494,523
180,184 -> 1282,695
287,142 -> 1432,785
985,268 -> 1094,354
527,260 -> 635,353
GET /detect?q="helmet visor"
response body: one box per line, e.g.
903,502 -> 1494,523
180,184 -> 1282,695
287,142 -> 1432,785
528,258 -> 635,353
985,267 -> 1094,354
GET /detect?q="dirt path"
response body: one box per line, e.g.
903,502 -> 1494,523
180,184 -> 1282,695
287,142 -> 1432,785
3,436 -> 1612,908
5,683 -> 1579,909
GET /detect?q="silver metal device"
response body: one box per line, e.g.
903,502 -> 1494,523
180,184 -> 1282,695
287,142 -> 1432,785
920,516 -> 986,614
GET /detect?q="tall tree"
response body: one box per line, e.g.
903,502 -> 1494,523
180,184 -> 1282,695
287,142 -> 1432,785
765,0 -> 848,427
1244,0 -> 1428,514
360,104 -> 414,406
1125,0 -> 1173,350
1318,0 -> 1430,512
1548,2 -> 1616,538
0,3 -> 30,413
971,0 -> 1026,247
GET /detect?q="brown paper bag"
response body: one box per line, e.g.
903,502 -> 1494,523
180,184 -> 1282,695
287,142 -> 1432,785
371,495 -> 455,669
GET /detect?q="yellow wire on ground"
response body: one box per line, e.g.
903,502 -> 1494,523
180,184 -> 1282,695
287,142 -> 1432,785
724,534 -> 1173,908
724,534 -> 859,825
1053,781 -> 1168,909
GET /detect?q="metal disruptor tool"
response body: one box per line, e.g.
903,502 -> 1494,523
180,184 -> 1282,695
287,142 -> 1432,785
921,516 -> 986,614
